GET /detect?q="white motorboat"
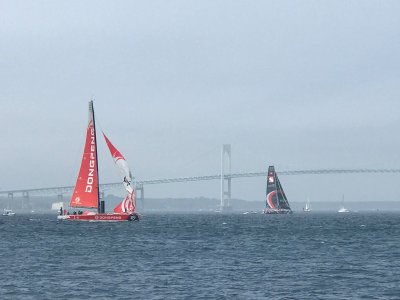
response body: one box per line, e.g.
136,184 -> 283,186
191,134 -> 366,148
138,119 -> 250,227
3,209 -> 15,216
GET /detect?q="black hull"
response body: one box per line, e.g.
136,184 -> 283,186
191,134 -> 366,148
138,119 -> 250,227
264,208 -> 293,215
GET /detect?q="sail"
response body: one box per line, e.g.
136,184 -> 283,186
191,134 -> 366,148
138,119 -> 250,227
305,198 -> 310,210
276,176 -> 291,209
113,192 -> 136,213
103,133 -> 136,213
265,166 -> 291,210
70,101 -> 99,208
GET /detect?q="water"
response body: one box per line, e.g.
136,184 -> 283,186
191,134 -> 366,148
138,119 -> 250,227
1,212 -> 400,299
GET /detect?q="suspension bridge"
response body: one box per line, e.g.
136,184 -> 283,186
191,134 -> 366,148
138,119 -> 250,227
1,144 -> 400,210
1,168 -> 400,210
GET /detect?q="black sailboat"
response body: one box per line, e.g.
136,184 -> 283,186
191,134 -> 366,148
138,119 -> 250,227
264,166 -> 293,214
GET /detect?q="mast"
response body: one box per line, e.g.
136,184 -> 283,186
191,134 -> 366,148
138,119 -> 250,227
89,100 -> 101,213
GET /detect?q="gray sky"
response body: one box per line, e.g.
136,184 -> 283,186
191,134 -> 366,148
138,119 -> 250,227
1,0 -> 400,203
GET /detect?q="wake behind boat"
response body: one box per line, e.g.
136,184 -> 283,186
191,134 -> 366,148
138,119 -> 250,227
263,166 -> 292,214
58,101 -> 139,222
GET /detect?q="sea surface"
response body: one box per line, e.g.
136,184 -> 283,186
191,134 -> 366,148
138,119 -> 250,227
0,212 -> 399,299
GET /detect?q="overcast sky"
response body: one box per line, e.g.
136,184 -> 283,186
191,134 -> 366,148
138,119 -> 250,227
1,0 -> 400,203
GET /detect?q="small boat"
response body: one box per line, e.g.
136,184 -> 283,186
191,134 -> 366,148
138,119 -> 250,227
303,198 -> 311,212
242,211 -> 257,215
58,100 -> 139,222
2,209 -> 15,216
263,166 -> 292,214
338,195 -> 350,213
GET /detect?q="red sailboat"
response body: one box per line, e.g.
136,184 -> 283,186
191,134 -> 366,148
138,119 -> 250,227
58,101 -> 139,222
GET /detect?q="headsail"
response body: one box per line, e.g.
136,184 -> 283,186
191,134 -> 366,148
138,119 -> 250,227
266,166 -> 291,210
113,193 -> 135,213
70,101 -> 99,209
103,133 -> 136,213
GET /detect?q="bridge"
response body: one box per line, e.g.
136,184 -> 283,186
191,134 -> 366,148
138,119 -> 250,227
1,142 -> 399,210
1,168 -> 400,210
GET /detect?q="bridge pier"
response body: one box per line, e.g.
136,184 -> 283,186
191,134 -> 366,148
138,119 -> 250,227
22,191 -> 30,210
220,144 -> 232,211
7,192 -> 13,210
135,184 -> 144,211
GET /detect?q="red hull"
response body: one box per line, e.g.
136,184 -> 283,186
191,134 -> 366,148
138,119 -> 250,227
58,213 -> 139,222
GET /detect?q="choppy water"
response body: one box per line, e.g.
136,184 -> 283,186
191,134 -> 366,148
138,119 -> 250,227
1,212 -> 400,299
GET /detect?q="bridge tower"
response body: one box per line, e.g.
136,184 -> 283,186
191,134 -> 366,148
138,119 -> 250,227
220,144 -> 232,211
135,183 -> 144,212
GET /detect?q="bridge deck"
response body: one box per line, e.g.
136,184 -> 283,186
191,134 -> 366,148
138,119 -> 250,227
1,169 -> 399,196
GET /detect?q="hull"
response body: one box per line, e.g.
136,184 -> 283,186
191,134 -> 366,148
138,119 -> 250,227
264,208 -> 293,214
57,213 -> 139,222
2,212 -> 16,216
3,210 -> 15,216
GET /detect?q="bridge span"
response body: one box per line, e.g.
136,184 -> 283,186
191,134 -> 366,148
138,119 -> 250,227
1,168 -> 399,201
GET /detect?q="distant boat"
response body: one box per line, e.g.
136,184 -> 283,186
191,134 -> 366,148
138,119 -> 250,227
263,166 -> 292,214
338,195 -> 350,213
303,198 -> 311,212
2,209 -> 15,216
57,100 -> 139,222
338,207 -> 350,213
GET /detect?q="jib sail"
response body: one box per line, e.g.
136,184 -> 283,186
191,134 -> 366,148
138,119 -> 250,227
103,133 -> 136,214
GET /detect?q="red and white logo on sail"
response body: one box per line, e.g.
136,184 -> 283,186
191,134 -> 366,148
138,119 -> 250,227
266,191 -> 277,209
